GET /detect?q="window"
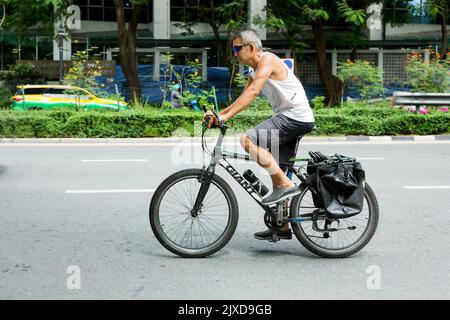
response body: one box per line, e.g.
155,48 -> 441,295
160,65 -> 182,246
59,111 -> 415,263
46,88 -> 66,95
72,0 -> 152,22
171,0 -> 199,22
171,0 -> 246,23
23,88 -> 48,95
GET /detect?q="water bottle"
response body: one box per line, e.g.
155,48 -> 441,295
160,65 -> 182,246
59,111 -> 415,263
243,169 -> 269,196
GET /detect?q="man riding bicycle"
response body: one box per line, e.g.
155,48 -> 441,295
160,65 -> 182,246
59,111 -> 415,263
203,28 -> 315,241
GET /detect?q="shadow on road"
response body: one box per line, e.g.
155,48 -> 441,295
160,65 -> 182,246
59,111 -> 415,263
248,248 -> 318,259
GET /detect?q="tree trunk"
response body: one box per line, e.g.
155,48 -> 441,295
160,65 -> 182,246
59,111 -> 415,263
128,3 -> 142,102
440,14 -> 448,58
211,23 -> 225,66
114,0 -> 141,104
311,19 -> 343,106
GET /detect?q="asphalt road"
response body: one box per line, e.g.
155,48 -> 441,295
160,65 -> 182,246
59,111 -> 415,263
0,139 -> 449,300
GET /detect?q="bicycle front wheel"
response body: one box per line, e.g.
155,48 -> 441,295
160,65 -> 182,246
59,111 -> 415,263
290,183 -> 379,258
149,169 -> 239,258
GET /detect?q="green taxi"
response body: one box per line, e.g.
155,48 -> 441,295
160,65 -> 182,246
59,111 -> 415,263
11,85 -> 128,111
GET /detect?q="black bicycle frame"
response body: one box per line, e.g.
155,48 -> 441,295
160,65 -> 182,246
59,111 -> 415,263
192,126 -> 268,212
191,122 -> 315,229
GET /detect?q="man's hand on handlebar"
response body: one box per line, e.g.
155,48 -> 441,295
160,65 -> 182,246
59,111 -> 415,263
202,109 -> 228,129
202,111 -> 217,128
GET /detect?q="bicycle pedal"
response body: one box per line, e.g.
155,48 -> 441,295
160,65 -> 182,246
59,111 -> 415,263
270,234 -> 279,243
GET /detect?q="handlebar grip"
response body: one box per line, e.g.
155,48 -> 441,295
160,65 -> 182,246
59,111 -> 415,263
203,115 -> 218,129
203,115 -> 212,124
203,107 -> 225,129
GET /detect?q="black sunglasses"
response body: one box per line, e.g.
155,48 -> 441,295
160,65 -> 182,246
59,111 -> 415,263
232,43 -> 251,53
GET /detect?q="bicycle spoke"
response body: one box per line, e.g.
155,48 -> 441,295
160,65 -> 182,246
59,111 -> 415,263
157,175 -> 232,250
294,187 -> 373,251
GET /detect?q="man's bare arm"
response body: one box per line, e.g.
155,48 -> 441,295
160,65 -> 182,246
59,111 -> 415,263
219,76 -> 253,116
221,55 -> 274,121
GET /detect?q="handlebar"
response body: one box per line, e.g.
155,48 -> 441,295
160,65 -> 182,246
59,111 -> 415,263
202,105 -> 226,129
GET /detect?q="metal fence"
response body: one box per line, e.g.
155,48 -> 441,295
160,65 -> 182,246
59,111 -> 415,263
298,49 -> 422,86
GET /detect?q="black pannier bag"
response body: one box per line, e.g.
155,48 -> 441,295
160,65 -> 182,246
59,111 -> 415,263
307,152 -> 365,218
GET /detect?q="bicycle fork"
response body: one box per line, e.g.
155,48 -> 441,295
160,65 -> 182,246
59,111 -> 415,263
191,164 -> 216,217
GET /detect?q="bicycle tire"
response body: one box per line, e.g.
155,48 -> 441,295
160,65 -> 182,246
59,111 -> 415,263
290,183 -> 379,258
149,168 -> 239,258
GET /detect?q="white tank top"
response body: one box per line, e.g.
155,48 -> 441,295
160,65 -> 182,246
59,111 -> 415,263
248,52 -> 315,123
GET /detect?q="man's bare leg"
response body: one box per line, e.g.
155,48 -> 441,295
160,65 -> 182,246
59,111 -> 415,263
241,134 -> 292,231
240,135 -> 294,189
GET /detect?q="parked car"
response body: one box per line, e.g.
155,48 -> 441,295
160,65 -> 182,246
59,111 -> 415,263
11,85 -> 128,111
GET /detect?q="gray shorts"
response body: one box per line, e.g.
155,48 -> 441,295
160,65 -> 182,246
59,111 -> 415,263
246,113 -> 315,172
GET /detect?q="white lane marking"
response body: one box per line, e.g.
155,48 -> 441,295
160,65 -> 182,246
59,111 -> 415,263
66,189 -> 155,194
81,159 -> 148,162
403,186 -> 450,190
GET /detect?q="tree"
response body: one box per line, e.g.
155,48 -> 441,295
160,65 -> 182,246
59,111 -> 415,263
0,0 -> 69,35
175,0 -> 247,69
253,4 -> 308,79
113,0 -> 148,104
427,0 -> 449,57
336,0 -> 367,61
258,0 -> 382,106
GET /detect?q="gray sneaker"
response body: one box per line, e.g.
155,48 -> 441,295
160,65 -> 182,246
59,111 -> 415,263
254,228 -> 292,240
261,185 -> 301,205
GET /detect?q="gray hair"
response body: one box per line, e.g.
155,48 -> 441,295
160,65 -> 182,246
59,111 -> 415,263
232,28 -> 263,51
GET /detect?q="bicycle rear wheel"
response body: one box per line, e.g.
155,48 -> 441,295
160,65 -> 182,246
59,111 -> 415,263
149,169 -> 239,258
290,183 -> 379,258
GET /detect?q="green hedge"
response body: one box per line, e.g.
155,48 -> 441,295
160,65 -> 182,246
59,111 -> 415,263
0,104 -> 449,138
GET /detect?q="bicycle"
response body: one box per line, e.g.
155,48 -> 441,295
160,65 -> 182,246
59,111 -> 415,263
149,109 -> 379,258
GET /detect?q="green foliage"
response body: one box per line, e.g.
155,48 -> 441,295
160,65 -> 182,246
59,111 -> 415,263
427,0 -> 449,20
0,86 -> 12,110
164,57 -> 216,110
0,63 -> 45,93
0,0 -> 70,35
232,73 -> 247,89
63,50 -> 113,98
404,50 -> 450,93
216,0 -> 247,32
337,60 -> 384,100
1,103 -> 449,138
0,63 -> 44,83
311,96 -> 326,109
246,97 -> 272,112
174,0 -> 246,67
337,0 -> 366,26
253,2 -> 309,56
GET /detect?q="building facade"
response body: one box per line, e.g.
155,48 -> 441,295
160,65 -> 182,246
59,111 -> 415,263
1,0 -> 447,86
